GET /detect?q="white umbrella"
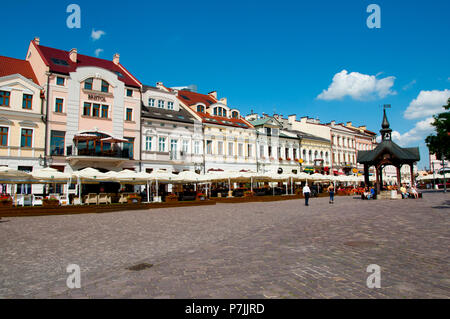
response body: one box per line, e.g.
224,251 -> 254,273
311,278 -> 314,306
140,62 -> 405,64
72,167 -> 110,182
32,167 -> 71,182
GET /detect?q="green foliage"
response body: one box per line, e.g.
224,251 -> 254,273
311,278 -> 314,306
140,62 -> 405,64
425,98 -> 450,160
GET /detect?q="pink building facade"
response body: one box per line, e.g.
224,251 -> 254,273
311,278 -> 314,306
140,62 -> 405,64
26,38 -> 142,174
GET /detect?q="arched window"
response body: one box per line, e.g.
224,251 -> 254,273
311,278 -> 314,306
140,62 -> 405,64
308,150 -> 312,162
314,151 -> 318,160
197,105 -> 205,113
84,78 -> 93,90
101,80 -> 109,93
320,151 -> 323,159
232,111 -> 239,118
213,106 -> 227,117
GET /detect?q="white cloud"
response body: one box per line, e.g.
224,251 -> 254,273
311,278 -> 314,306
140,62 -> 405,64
403,89 -> 450,120
91,29 -> 106,41
94,48 -> 104,57
317,70 -> 396,101
388,117 -> 435,146
402,80 -> 416,91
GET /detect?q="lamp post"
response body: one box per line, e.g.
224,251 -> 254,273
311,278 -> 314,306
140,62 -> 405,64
442,155 -> 447,193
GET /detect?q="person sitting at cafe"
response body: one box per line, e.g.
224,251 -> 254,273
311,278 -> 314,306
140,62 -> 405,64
400,184 -> 408,199
410,185 -> 419,199
363,187 -> 371,199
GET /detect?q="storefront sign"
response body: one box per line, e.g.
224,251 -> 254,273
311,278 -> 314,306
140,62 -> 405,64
88,94 -> 106,102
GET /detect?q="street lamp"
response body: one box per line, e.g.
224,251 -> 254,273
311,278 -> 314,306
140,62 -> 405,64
442,155 -> 447,193
194,162 -> 203,174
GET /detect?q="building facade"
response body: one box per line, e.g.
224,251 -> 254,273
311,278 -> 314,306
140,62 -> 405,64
140,83 -> 203,173
170,88 -> 257,172
246,115 -> 301,174
0,55 -> 45,194
26,38 -> 142,176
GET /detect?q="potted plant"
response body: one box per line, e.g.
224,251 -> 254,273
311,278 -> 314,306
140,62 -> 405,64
43,197 -> 60,207
244,190 -> 254,197
196,192 -> 206,201
279,157 -> 283,161
165,193 -> 178,202
127,193 -> 141,204
287,157 -> 291,161
0,196 -> 12,208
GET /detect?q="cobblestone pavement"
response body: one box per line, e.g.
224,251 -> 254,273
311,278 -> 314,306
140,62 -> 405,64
0,192 -> 449,299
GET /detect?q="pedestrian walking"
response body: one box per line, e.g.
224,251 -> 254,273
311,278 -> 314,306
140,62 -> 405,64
328,183 -> 335,204
303,183 -> 311,206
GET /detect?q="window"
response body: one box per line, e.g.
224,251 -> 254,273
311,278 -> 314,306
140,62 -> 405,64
101,105 -> 109,118
260,145 -> 264,158
228,142 -> 233,156
56,77 -> 65,86
194,141 -> 200,154
22,94 -> 32,109
126,89 -> 133,97
84,78 -> 93,90
50,130 -> 65,155
293,149 -> 297,159
0,91 -> 10,106
145,136 -> 152,151
149,98 -> 155,107
18,166 -> 32,195
268,146 -> 272,157
124,137 -> 134,159
126,108 -> 132,121
182,140 -> 188,154
92,104 -> 100,117
158,137 -> 166,152
167,102 -> 174,110
285,148 -> 289,159
83,102 -> 91,116
55,98 -> 63,113
101,80 -> 109,93
0,127 -> 8,146
232,111 -> 239,118
21,129 -> 33,147
206,140 -> 212,154
238,143 -> 243,157
247,144 -> 252,157
197,105 -> 205,113
158,100 -> 165,108
213,106 -> 227,117
218,141 -> 223,155
170,139 -> 177,160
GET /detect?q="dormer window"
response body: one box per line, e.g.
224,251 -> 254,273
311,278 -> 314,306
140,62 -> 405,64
197,105 -> 205,113
232,111 -> 239,118
213,106 -> 227,117
101,80 -> 109,93
158,100 -> 165,108
148,98 -> 155,107
84,78 -> 93,90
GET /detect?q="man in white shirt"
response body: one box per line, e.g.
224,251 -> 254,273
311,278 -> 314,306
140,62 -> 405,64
303,183 -> 311,206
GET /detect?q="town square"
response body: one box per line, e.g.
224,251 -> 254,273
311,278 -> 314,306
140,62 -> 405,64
0,1 -> 449,302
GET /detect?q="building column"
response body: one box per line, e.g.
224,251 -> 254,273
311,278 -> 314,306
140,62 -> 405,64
376,165 -> 380,194
364,164 -> 369,187
396,165 -> 401,187
379,165 -> 383,190
410,163 -> 415,186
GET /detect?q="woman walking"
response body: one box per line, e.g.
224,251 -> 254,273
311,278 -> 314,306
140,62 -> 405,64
328,183 -> 335,204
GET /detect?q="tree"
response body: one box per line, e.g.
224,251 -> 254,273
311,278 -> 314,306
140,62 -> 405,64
425,98 -> 450,160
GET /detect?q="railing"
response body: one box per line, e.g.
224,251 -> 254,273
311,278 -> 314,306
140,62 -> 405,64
75,148 -> 132,159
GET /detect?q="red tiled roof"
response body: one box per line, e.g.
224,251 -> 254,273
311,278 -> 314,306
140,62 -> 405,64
34,43 -> 141,88
175,89 -> 253,128
0,55 -> 39,85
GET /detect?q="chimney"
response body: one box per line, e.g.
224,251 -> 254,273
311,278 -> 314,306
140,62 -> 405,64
359,125 -> 366,130
113,53 -> 120,65
330,120 -> 335,126
69,48 -> 77,63
300,116 -> 307,123
219,97 -> 227,105
156,82 -> 163,89
34,37 -> 40,45
208,91 -> 217,99
346,121 -> 352,127
288,114 -> 296,124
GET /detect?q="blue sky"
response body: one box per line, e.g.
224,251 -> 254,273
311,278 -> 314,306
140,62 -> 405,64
2,0 -> 449,169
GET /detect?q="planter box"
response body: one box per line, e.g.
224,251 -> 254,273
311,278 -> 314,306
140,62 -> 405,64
127,197 -> 142,204
43,200 -> 59,208
0,201 -> 13,208
196,195 -> 206,201
165,196 -> 178,203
